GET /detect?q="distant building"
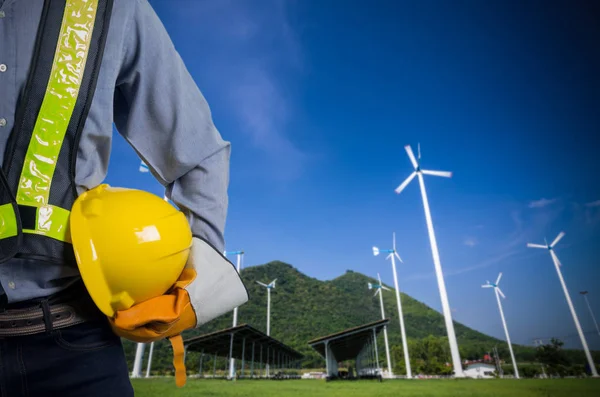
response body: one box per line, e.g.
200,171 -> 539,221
301,372 -> 327,379
464,363 -> 496,379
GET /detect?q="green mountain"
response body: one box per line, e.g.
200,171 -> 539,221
121,261 -> 594,375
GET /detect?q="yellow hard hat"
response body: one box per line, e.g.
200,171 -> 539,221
70,184 -> 192,317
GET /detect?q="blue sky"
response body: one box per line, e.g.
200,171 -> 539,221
105,0 -> 600,351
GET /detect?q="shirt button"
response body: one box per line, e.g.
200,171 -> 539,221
0,118 -> 6,127
8,281 -> 15,289
0,64 -> 6,73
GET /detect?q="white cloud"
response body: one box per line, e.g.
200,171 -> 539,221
464,237 -> 478,247
528,197 -> 558,208
446,250 -> 520,277
169,0 -> 307,180
585,200 -> 600,208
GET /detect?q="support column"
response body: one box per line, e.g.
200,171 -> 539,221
324,341 -> 339,378
145,342 -> 155,378
241,337 -> 246,378
251,342 -> 255,377
199,350 -> 204,377
373,329 -> 381,375
260,345 -> 264,377
213,353 -> 217,377
325,341 -> 330,377
132,343 -> 145,378
228,332 -> 236,379
266,346 -> 270,377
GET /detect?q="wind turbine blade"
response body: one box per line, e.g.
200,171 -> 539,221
374,289 -> 380,297
377,273 -> 382,284
386,253 -> 393,260
421,169 -> 452,178
394,251 -> 403,263
372,247 -> 380,256
418,142 -> 421,159
482,285 -> 492,288
497,288 -> 506,299
393,232 -> 396,251
256,281 -> 268,287
527,243 -> 547,249
496,272 -> 503,285
271,279 -> 277,288
405,145 -> 418,168
550,250 -> 562,267
394,172 -> 416,194
551,231 -> 565,248
381,285 -> 391,291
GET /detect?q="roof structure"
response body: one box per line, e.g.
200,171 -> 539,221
307,318 -> 389,362
184,323 -> 304,362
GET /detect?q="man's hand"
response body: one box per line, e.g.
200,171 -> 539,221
108,268 -> 197,387
108,268 -> 197,342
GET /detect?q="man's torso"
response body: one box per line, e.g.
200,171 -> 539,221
0,0 -> 133,303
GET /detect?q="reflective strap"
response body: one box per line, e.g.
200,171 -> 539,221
0,204 -> 18,239
15,0 -> 98,242
21,205 -> 72,244
169,334 -> 187,387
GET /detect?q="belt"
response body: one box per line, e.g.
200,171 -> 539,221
0,285 -> 101,337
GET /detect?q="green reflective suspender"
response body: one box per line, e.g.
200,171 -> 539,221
0,204 -> 18,239
17,0 -> 100,243
0,0 -> 113,265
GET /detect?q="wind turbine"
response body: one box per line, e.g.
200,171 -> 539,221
393,143 -> 464,377
527,231 -> 598,377
224,250 -> 244,379
482,273 -> 519,379
580,291 -> 600,337
372,232 -> 412,378
224,250 -> 245,328
368,273 -> 393,377
257,278 -> 276,376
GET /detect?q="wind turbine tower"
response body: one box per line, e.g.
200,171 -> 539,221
580,291 -> 600,338
257,278 -> 277,376
482,273 -> 519,379
224,250 -> 244,379
372,232 -> 412,378
527,231 -> 598,377
393,143 -> 464,377
224,250 -> 245,328
368,273 -> 393,377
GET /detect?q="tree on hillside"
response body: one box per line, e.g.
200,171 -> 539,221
535,338 -> 571,376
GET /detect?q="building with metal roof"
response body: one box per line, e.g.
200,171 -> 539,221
307,319 -> 390,380
184,323 -> 304,379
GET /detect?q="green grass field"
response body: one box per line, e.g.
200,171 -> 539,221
132,378 -> 600,397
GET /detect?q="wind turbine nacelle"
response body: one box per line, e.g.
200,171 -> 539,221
372,247 -> 380,256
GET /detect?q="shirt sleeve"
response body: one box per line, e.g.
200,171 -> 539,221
112,0 -> 230,252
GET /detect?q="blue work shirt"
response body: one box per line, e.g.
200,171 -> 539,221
0,0 -> 231,303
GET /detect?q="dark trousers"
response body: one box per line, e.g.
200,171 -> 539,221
0,318 -> 135,397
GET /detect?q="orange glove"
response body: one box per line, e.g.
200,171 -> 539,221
108,268 -> 197,387
108,237 -> 249,387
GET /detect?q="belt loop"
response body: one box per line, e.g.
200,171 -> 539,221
40,299 -> 53,334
